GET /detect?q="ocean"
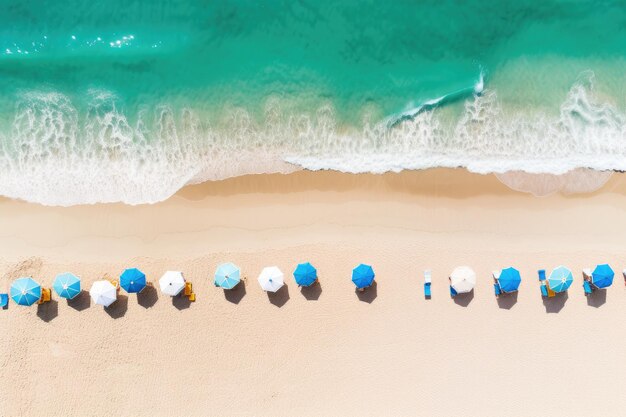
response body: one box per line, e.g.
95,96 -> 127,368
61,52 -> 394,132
0,0 -> 624,205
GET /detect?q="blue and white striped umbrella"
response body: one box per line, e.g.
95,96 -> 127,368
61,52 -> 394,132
53,273 -> 81,299
10,277 -> 42,306
215,263 -> 241,290
548,266 -> 573,293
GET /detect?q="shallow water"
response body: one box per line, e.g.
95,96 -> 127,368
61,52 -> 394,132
0,1 -> 624,205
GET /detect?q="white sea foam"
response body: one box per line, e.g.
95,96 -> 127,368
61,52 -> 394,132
0,73 -> 623,205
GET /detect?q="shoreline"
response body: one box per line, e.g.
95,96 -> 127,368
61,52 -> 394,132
2,168 -> 626,416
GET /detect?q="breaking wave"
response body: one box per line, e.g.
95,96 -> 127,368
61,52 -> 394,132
0,72 -> 624,205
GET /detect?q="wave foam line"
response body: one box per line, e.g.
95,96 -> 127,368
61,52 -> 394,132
0,72 -> 623,205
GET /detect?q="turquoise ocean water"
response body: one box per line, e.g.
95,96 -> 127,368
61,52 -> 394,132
0,1 -> 624,204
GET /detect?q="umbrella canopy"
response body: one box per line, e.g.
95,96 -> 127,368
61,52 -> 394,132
10,277 -> 42,306
450,266 -> 476,293
352,264 -> 375,289
591,264 -> 614,289
548,266 -> 573,293
215,263 -> 241,290
498,267 -> 521,293
120,268 -> 146,293
258,266 -> 284,292
159,271 -> 186,296
53,273 -> 81,299
294,262 -> 317,287
90,280 -> 117,307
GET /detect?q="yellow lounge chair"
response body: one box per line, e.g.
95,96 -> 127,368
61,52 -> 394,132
546,285 -> 556,298
184,282 -> 193,296
188,292 -> 196,302
108,280 -> 119,289
37,288 -> 51,304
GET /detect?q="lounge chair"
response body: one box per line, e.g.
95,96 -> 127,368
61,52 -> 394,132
424,270 -> 432,299
538,269 -> 546,281
37,288 -> 51,304
184,282 -> 193,297
0,293 -> 8,309
494,284 -> 501,296
540,284 -> 548,297
583,280 -> 593,296
188,292 -> 196,302
449,286 -> 457,297
492,270 -> 501,297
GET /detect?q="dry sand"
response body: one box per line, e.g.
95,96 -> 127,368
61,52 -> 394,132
1,169 -> 626,417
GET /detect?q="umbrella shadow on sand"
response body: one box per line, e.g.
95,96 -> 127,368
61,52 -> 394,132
137,285 -> 159,309
224,280 -> 247,304
105,294 -> 128,319
452,290 -> 474,307
268,285 -> 290,308
173,294 -> 192,310
300,281 -> 322,301
37,299 -> 59,322
356,281 -> 378,304
542,291 -> 568,313
586,288 -> 607,308
496,292 -> 518,310
67,290 -> 91,311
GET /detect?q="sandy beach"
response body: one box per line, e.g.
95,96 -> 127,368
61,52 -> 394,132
1,168 -> 626,417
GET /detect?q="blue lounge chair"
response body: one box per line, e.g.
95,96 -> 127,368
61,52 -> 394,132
424,282 -> 431,298
449,286 -> 457,297
494,284 -> 501,296
540,284 -> 548,297
538,269 -> 546,281
424,270 -> 432,299
0,293 -> 8,309
583,281 -> 593,295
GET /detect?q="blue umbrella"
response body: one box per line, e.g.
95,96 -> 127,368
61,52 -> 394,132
120,268 -> 146,293
10,277 -> 42,306
53,273 -> 81,299
591,264 -> 614,289
293,262 -> 317,287
352,264 -> 375,289
215,263 -> 241,289
498,267 -> 521,293
548,266 -> 573,293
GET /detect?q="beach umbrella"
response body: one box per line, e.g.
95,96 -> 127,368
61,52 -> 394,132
159,271 -> 186,296
293,262 -> 317,287
120,268 -> 146,293
591,264 -> 614,289
498,267 -> 521,293
450,266 -> 476,294
352,264 -> 375,289
90,280 -> 117,307
215,263 -> 241,290
258,266 -> 284,292
53,273 -> 81,299
548,266 -> 573,293
10,277 -> 42,306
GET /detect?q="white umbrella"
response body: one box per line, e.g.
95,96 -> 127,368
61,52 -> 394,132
159,271 -> 186,296
450,266 -> 477,294
90,280 -> 117,307
258,266 -> 284,292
